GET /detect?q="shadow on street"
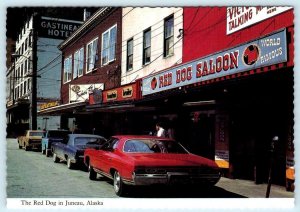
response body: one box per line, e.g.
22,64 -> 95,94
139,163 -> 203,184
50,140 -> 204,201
105,183 -> 246,198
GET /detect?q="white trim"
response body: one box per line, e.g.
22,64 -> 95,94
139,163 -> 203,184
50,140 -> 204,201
73,47 -> 84,79
63,55 -> 72,84
101,24 -> 117,66
86,37 -> 99,74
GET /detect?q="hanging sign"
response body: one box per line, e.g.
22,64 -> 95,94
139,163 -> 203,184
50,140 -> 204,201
226,6 -> 292,34
70,83 -> 104,103
142,29 -> 287,96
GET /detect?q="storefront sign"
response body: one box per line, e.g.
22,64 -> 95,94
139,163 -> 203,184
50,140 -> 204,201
39,16 -> 82,39
142,29 -> 287,96
40,101 -> 59,110
70,83 -> 104,103
227,7 -> 292,34
103,84 -> 138,103
89,89 -> 103,105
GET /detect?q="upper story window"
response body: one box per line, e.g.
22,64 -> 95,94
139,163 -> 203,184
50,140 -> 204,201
164,15 -> 174,57
127,38 -> 133,71
86,37 -> 98,73
73,47 -> 84,79
143,28 -> 151,65
63,55 -> 72,83
101,25 -> 117,66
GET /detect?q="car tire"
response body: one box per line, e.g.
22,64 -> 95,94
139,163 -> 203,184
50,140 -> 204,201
18,141 -> 22,149
88,165 -> 97,180
45,149 -> 50,157
67,158 -> 74,169
113,171 -> 126,196
25,145 -> 30,151
53,153 -> 59,163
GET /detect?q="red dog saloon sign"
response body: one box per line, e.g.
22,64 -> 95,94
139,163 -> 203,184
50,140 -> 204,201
142,29 -> 287,96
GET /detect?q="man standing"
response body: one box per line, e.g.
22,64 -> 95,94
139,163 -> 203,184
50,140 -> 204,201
156,122 -> 166,138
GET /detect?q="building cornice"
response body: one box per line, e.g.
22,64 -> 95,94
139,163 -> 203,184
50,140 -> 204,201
58,7 -> 114,50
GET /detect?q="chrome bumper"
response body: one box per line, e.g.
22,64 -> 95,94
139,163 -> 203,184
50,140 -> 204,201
132,172 -> 221,186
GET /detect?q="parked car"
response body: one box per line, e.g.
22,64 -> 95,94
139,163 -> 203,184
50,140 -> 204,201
52,134 -> 106,169
84,135 -> 221,196
17,130 -> 45,151
41,129 -> 70,157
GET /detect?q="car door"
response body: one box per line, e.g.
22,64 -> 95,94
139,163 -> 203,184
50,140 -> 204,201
97,138 -> 119,175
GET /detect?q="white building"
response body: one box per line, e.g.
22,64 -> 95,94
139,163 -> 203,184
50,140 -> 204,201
7,15 -> 82,132
121,7 -> 183,85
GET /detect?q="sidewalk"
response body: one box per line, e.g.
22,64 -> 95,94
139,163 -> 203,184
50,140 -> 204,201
216,177 -> 294,198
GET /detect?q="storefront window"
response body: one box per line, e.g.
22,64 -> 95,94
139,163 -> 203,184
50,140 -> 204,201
164,15 -> 174,57
143,28 -> 151,65
101,25 -> 117,66
63,55 -> 72,83
73,47 -> 84,78
127,38 -> 133,71
86,37 -> 98,73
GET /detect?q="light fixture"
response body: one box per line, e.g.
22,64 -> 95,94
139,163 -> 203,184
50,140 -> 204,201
177,29 -> 184,38
183,100 -> 216,107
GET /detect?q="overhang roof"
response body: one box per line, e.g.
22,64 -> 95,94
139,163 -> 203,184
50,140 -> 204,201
38,101 -> 87,116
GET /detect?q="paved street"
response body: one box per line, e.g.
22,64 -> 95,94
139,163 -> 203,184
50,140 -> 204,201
6,138 -> 294,198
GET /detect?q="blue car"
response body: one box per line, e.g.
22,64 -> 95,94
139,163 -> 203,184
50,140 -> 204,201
52,134 -> 106,169
41,130 -> 70,157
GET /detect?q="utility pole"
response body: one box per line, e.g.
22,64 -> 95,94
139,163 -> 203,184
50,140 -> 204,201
30,12 -> 38,130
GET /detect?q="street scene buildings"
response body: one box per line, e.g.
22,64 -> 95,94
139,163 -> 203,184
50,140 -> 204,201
6,6 -> 295,199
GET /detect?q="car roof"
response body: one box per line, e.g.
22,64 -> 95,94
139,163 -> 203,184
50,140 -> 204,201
28,130 -> 45,132
68,134 -> 104,138
112,135 -> 173,141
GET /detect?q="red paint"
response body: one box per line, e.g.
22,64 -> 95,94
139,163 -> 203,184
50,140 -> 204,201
183,7 -> 294,66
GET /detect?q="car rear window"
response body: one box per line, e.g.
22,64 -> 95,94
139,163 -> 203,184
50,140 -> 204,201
74,137 -> 106,146
124,139 -> 188,154
29,132 -> 45,137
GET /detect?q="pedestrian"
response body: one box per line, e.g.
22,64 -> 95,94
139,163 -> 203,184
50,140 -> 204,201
156,122 -> 166,138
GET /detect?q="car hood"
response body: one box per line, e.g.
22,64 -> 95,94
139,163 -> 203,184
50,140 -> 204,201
127,153 -> 218,168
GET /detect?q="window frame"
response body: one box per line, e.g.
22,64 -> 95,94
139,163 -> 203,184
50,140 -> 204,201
73,47 -> 84,79
63,55 -> 72,84
126,38 -> 133,71
101,24 -> 117,66
143,28 -> 151,65
86,37 -> 99,73
163,15 -> 174,58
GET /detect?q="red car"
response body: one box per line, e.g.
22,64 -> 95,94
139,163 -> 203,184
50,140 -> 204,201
84,135 -> 221,196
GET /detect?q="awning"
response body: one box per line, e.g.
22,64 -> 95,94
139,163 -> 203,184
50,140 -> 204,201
38,101 -> 87,116
86,101 -> 156,113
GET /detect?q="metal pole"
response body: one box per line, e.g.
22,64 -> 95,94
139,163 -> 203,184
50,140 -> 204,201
266,136 -> 279,198
31,12 -> 38,130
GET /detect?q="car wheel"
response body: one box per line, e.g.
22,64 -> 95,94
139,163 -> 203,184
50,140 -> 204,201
113,171 -> 126,196
67,158 -> 74,169
88,165 -> 97,180
53,153 -> 59,163
45,149 -> 50,157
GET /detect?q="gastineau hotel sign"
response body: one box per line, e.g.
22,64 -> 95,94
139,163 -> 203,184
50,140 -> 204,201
38,16 -> 83,39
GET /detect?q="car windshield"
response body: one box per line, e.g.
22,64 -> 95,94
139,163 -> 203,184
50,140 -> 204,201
74,137 -> 105,146
123,139 -> 188,154
48,131 -> 70,138
29,132 -> 44,136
